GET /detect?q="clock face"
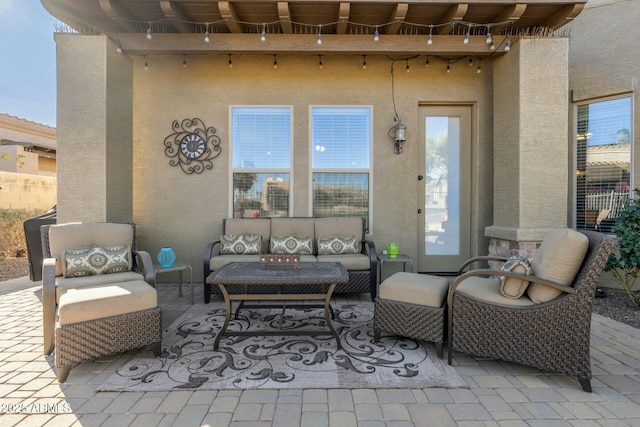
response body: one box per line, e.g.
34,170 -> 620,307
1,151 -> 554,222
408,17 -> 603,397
180,134 -> 206,159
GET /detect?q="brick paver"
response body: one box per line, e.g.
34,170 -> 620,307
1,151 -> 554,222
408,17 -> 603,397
1,277 -> 640,426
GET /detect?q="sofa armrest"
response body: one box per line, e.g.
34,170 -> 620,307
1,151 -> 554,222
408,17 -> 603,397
42,257 -> 57,356
203,240 -> 221,279
133,250 -> 156,287
363,239 -> 378,298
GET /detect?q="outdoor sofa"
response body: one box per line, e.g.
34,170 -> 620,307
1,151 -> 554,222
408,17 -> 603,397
203,217 -> 377,303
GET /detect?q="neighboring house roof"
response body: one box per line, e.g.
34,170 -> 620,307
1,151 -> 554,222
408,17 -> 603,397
42,0 -> 585,56
0,113 -> 57,156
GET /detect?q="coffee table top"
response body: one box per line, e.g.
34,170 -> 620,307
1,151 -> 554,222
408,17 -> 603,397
206,262 -> 349,286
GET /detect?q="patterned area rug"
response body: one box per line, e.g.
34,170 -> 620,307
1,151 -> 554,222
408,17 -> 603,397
99,302 -> 466,391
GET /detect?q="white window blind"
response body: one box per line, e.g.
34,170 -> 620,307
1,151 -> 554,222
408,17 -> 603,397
576,96 -> 632,232
232,107 -> 291,169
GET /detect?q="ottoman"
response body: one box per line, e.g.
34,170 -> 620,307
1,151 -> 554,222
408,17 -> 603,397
374,272 -> 449,358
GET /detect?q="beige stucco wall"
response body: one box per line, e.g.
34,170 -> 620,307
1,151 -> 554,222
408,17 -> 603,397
56,34 -> 133,224
487,37 -> 570,242
130,49 -> 495,279
567,0 -> 639,208
0,171 -> 56,210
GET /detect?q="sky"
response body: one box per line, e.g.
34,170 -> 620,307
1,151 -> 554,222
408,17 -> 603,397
0,0 -> 57,127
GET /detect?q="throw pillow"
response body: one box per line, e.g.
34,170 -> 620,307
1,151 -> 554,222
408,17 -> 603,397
270,236 -> 313,254
220,234 -> 261,255
63,245 -> 132,278
499,256 -> 532,299
318,235 -> 359,255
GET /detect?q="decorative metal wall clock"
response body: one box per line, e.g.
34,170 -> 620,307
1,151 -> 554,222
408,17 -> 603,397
163,118 -> 221,174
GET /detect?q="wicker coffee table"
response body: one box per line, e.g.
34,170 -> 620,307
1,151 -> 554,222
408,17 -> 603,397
206,262 -> 349,350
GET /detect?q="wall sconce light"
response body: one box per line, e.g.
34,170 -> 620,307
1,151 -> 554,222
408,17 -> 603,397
392,120 -> 407,154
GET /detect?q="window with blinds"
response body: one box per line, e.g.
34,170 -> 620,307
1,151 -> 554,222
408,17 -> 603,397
231,107 -> 291,218
575,96 -> 632,233
311,107 -> 372,227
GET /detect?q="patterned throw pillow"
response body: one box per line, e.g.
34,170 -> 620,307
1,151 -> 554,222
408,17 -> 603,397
63,245 -> 132,278
220,234 -> 261,255
270,236 -> 313,254
318,235 -> 359,255
499,256 -> 532,299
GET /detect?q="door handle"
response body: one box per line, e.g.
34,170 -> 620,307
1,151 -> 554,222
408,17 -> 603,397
418,209 -> 422,214
418,175 -> 423,181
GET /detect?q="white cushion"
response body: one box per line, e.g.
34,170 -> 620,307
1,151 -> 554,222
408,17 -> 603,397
527,229 -> 588,303
379,272 -> 448,308
499,256 -> 532,299
57,280 -> 157,325
55,271 -> 145,303
316,254 -> 370,270
456,276 -> 536,307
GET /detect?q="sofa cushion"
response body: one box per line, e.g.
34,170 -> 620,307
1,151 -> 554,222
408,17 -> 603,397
57,280 -> 157,325
318,235 -> 359,255
48,222 -> 134,277
63,245 -> 132,278
271,218 -> 315,242
316,254 -> 370,270
270,236 -> 314,254
499,256 -> 532,299
456,276 -> 536,307
527,229 -> 589,303
315,217 -> 363,249
220,234 -> 261,255
224,218 -> 271,254
55,271 -> 145,304
209,254 -> 264,271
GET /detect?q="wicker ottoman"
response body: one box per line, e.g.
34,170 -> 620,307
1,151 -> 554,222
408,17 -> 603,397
374,272 -> 449,358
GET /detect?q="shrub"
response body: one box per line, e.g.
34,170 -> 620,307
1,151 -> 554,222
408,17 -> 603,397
605,189 -> 640,307
0,208 -> 46,259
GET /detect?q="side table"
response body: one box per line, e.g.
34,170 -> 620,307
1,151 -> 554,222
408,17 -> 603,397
154,262 -> 194,304
377,254 -> 414,284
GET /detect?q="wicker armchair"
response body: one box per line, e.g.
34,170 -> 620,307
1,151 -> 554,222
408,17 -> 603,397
446,230 -> 615,392
41,222 -> 162,382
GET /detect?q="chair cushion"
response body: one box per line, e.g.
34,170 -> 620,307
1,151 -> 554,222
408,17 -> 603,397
55,271 -> 145,303
209,254 -> 264,271
48,222 -> 134,277
62,245 -> 132,278
379,272 -> 449,308
57,280 -> 157,325
315,217 -> 363,246
499,256 -> 532,299
220,234 -> 261,255
316,254 -> 370,270
527,229 -> 589,303
317,236 -> 359,255
270,236 -> 314,254
271,218 -> 315,241
456,276 -> 536,307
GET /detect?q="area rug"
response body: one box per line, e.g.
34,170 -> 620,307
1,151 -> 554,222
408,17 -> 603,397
99,302 -> 466,391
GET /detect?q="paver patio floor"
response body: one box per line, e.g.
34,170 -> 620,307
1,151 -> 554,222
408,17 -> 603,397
1,275 -> 640,426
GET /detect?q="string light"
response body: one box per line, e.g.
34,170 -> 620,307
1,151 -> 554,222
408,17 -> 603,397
446,62 -> 451,73
362,55 -> 367,69
228,54 -> 232,67
490,41 -> 496,50
146,24 -> 152,40
485,27 -> 492,45
182,54 -> 187,67
116,39 -> 123,53
261,23 -> 267,42
317,25 -> 323,45
425,56 -> 430,68
504,38 -> 511,52
405,59 -> 410,72
273,54 -> 278,69
374,26 -> 379,42
477,58 -> 482,74
204,22 -> 210,43
464,30 -> 470,45
318,55 -> 323,69
144,55 -> 148,70
468,56 -> 473,66
427,26 -> 433,45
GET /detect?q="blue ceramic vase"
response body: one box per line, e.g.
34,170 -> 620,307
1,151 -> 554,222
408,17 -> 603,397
158,247 -> 176,268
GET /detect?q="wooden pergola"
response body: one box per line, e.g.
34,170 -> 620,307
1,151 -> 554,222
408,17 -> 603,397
42,0 -> 586,56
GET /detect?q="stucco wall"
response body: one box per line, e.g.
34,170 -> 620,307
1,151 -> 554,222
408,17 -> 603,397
130,51 -> 495,278
0,171 -> 56,210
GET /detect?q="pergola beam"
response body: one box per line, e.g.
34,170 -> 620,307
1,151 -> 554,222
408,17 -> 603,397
118,33 -> 508,56
277,1 -> 293,34
98,0 -> 139,32
336,3 -> 350,34
218,1 -> 244,33
541,3 -> 584,29
385,3 -> 408,35
159,1 -> 195,34
436,3 -> 468,35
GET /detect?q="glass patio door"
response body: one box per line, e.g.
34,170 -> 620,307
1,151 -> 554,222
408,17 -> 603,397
417,105 -> 472,272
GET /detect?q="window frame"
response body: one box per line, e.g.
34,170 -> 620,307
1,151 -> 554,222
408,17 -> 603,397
573,94 -> 634,232
308,105 -> 374,232
229,105 -> 294,218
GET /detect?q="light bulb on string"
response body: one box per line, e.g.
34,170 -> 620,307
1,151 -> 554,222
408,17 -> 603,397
362,55 -> 367,69
468,57 -> 473,66
144,56 -> 148,70
116,39 -> 123,53
477,59 -> 482,74
261,23 -> 267,42
504,39 -> 511,52
405,59 -> 410,72
182,54 -> 187,68
273,54 -> 278,69
490,41 -> 496,50
228,54 -> 233,68
318,55 -> 323,69
464,31 -> 470,45
146,24 -> 152,40
374,26 -> 379,42
425,56 -> 430,68
446,63 -> 451,74
317,25 -> 322,45
204,23 -> 210,43
485,27 -> 492,45
427,26 -> 433,45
